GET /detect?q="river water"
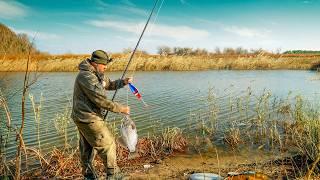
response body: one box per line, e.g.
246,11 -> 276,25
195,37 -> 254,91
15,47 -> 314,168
1,70 -> 320,157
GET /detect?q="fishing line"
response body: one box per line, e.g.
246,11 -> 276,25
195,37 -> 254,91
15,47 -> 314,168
104,0 -> 161,120
148,0 -> 165,34
125,0 -> 165,109
128,0 -> 165,79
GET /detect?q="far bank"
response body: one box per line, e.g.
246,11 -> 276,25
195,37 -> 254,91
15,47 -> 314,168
1,53 -> 320,72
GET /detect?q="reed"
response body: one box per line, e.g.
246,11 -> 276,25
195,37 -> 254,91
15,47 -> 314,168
29,93 -> 43,152
0,89 -> 11,129
159,127 -> 187,153
1,53 -> 320,72
3,84 -> 320,178
285,96 -> 320,178
17,128 -> 187,178
54,106 -> 72,148
223,123 -> 242,149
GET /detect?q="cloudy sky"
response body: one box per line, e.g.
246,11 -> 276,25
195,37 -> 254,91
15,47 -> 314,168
1,0 -> 319,54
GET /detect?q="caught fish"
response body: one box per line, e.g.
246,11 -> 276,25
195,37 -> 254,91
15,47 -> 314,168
120,115 -> 138,153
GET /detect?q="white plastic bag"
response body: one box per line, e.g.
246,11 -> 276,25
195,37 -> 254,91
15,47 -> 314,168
120,115 -> 138,152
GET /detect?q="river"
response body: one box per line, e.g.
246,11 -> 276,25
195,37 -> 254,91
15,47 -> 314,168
1,70 -> 320,157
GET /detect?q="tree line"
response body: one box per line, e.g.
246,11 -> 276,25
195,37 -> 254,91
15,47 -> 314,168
283,50 -> 320,54
156,46 -> 274,56
156,46 -> 320,56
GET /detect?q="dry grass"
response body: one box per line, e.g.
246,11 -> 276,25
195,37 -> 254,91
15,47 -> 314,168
0,89 -> 11,128
1,128 -> 187,179
3,86 -> 320,178
223,125 -> 242,149
1,53 -> 320,71
284,97 -> 320,178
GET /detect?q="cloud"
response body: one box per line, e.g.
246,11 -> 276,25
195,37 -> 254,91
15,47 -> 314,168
180,0 -> 187,4
96,0 -> 147,16
194,19 -> 272,38
11,28 -> 60,40
194,18 -> 224,26
223,26 -> 271,38
121,0 -> 135,7
89,20 -> 210,40
179,0 -> 191,6
122,6 -> 148,16
0,0 -> 28,19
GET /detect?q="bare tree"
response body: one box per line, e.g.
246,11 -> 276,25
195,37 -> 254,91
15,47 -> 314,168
214,47 -> 221,54
192,48 -> 208,56
157,46 -> 171,56
223,47 -> 236,55
122,48 -> 133,54
235,47 -> 248,54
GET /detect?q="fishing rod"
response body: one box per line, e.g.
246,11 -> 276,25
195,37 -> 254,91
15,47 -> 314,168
104,0 -> 160,120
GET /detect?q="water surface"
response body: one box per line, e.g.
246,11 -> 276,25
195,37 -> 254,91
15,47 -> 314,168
1,70 -> 320,157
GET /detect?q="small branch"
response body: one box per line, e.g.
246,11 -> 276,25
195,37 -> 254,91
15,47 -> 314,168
0,91 -> 11,128
306,155 -> 320,179
25,147 -> 49,167
15,33 -> 37,180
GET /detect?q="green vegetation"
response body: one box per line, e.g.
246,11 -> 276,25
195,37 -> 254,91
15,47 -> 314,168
283,50 -> 320,54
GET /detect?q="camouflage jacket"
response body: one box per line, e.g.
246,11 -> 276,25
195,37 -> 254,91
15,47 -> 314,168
71,59 -> 125,123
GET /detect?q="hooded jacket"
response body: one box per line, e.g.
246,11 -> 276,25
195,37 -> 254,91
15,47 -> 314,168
71,59 -> 125,123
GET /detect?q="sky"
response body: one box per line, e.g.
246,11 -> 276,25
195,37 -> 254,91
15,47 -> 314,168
0,0 -> 320,54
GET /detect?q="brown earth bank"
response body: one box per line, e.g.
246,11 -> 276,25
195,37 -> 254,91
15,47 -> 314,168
9,146 -> 317,180
1,131 -> 317,180
2,117 -> 320,179
1,53 -> 320,72
125,151 -> 306,179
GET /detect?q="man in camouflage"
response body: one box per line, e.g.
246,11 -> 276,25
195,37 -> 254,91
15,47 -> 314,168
71,50 -> 132,179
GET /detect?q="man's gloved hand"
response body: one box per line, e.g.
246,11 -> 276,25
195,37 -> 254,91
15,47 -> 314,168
120,106 -> 130,115
123,77 -> 133,85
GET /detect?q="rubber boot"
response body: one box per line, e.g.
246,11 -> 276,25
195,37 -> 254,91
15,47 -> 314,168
106,167 -> 129,180
83,163 -> 99,180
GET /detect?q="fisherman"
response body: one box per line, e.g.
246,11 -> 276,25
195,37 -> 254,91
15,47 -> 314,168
71,50 -> 132,179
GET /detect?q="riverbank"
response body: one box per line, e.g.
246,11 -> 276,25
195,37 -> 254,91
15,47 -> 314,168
125,151 -> 304,179
1,53 -> 320,71
2,75 -> 320,178
1,137 -> 315,179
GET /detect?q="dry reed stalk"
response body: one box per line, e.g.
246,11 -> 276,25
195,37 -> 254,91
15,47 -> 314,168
40,148 -> 82,178
29,93 -> 43,152
54,148 -> 79,176
0,158 -> 14,178
224,126 -> 242,149
25,147 -> 49,167
0,91 -> 11,128
21,134 -> 187,178
306,155 -> 320,179
1,53 -> 320,71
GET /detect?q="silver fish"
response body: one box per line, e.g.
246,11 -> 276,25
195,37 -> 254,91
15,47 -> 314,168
120,115 -> 138,152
